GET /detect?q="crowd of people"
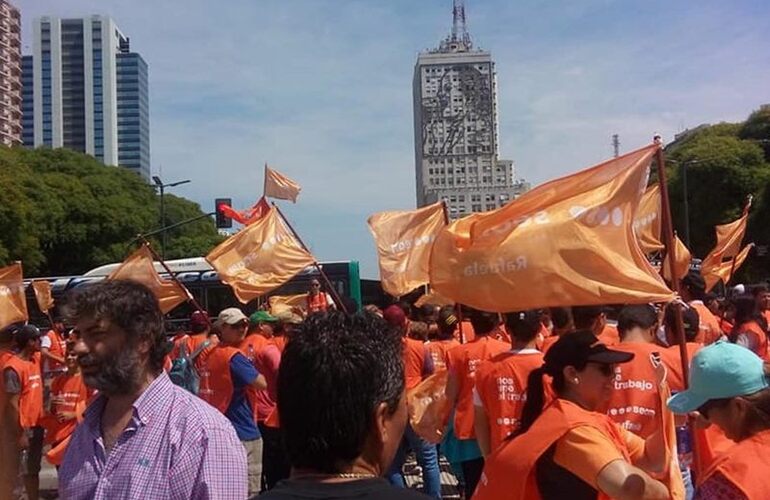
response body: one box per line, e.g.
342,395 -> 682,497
1,270 -> 770,499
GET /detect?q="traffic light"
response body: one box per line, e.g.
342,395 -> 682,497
215,198 -> 233,228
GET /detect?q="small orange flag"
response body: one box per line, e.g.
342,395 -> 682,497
703,243 -> 753,292
206,207 -> 316,303
0,262 -> 28,330
662,235 -> 692,282
268,293 -> 307,315
368,202 -> 447,297
408,370 -> 451,444
264,165 -> 301,203
108,245 -> 190,314
32,280 -> 54,314
429,144 -> 674,311
701,199 -> 751,290
634,184 -> 664,254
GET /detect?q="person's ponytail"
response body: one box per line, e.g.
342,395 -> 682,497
516,367 -> 547,437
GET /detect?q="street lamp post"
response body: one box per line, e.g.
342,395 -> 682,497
152,176 -> 191,259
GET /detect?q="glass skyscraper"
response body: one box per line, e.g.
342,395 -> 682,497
24,15 -> 150,179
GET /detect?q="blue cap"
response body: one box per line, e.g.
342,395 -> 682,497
667,341 -> 770,414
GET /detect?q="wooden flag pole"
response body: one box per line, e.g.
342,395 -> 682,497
439,199 -> 465,341
263,163 -> 268,199
271,204 -> 349,315
139,239 -> 208,316
655,140 -> 690,385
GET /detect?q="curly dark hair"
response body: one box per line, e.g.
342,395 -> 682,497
277,310 -> 405,473
63,280 -> 169,373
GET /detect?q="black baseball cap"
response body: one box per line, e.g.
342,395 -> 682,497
15,325 -> 42,345
543,330 -> 634,375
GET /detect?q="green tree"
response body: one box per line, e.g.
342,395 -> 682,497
0,147 -> 223,276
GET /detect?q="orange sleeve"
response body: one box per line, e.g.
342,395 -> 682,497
619,426 -> 646,463
552,425 -> 626,489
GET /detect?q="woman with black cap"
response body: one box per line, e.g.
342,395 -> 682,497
473,330 -> 670,500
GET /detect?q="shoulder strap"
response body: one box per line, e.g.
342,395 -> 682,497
189,340 -> 212,361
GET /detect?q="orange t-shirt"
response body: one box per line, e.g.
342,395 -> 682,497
661,342 -> 702,393
603,342 -> 663,438
456,320 -> 475,343
474,349 -> 544,450
690,301 -> 724,345
736,320 -> 768,360
269,335 -> 288,353
240,333 -> 278,422
447,336 -> 510,440
426,339 -> 460,372
43,329 -> 67,372
43,372 -> 90,444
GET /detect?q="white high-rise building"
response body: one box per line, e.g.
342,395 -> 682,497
25,15 -> 150,178
413,1 -> 527,219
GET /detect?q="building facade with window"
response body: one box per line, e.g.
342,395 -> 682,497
0,0 -> 22,146
413,7 -> 527,219
24,15 -> 150,178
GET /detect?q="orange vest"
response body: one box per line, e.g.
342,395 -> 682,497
700,429 -> 770,498
0,349 -> 14,424
737,320 -> 768,360
270,335 -> 288,353
604,342 -> 663,438
403,337 -> 427,391
198,345 -> 240,413
426,339 -> 460,372
4,355 -> 44,428
307,292 -> 329,313
43,372 -> 89,445
474,399 -> 629,500
540,335 -> 559,354
457,320 -> 475,343
475,350 -> 544,451
448,336 -> 510,439
689,302 -> 723,345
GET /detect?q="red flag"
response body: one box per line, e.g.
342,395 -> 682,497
218,197 -> 270,226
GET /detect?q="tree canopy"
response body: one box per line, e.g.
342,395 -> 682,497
0,147 -> 223,277
665,105 -> 770,282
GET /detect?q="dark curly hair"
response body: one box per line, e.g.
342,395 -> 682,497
278,310 -> 405,473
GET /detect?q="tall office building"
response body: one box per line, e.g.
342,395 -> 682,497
0,0 -> 21,146
413,1 -> 527,219
21,54 -> 32,146
24,15 -> 150,178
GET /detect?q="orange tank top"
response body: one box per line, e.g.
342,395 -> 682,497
473,399 -> 630,500
198,345 -> 240,413
700,429 -> 770,498
474,349 -> 544,451
5,355 -> 44,428
448,336 -> 510,439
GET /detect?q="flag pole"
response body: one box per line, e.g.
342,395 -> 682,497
138,239 -> 208,316
263,163 -> 268,198
655,138 -> 690,386
271,203 -> 349,314
723,195 -> 753,295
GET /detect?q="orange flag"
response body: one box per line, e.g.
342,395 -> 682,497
268,293 -> 307,315
408,370 -> 451,444
32,280 -> 54,314
634,184 -> 664,254
429,144 -> 674,311
368,202 -> 447,297
206,207 -> 316,303
108,245 -> 190,314
700,199 -> 751,286
415,290 -> 455,308
703,243 -> 753,292
662,235 -> 692,282
0,262 -> 28,330
264,165 -> 301,203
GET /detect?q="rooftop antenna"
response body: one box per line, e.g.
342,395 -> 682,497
450,0 -> 472,48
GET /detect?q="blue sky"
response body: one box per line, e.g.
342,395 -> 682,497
18,0 -> 770,278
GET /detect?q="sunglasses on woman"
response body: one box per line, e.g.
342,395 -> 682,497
588,362 -> 615,377
697,398 -> 731,419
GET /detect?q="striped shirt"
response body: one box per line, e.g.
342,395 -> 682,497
59,372 -> 247,500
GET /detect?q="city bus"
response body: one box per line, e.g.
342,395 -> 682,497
23,258 -> 367,328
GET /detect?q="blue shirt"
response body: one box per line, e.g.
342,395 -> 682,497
226,353 -> 261,441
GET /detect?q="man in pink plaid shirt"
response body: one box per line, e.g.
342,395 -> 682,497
59,280 -> 247,500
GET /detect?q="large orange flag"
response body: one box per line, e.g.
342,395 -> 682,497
634,184 -> 664,254
704,243 -> 753,292
368,202 -> 447,297
264,165 -> 301,203
206,207 -> 316,303
31,280 -> 54,314
429,145 -> 674,311
108,245 -> 190,314
661,235 -> 692,282
0,262 -> 28,330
